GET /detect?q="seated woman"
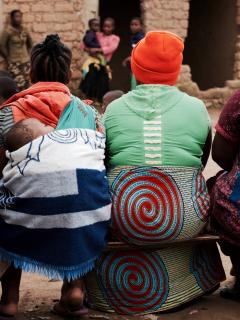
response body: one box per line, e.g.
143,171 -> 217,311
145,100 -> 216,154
85,31 -> 225,315
211,91 -> 240,300
0,34 -> 111,319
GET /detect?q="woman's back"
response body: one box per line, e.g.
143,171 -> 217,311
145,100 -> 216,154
88,31 -> 224,317
104,84 -> 210,168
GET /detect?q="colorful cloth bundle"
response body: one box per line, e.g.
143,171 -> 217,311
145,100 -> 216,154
85,242 -> 225,315
0,128 -> 111,280
85,165 -> 225,315
108,166 -> 210,244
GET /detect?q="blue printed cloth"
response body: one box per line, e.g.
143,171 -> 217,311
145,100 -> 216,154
0,129 -> 111,280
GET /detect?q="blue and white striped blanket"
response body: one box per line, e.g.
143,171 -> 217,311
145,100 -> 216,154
0,129 -> 111,280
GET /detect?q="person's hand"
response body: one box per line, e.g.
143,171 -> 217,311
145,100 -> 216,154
84,47 -> 90,53
89,48 -> 102,54
122,56 -> 131,67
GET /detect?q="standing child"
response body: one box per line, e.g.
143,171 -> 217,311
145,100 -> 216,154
122,17 -> 145,90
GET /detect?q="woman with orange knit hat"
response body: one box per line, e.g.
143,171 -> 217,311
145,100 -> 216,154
85,31 -> 226,315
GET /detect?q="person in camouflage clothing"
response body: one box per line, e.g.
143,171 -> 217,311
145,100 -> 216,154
0,10 -> 32,90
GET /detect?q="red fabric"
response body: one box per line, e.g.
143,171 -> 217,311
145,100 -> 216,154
215,90 -> 240,143
1,82 -> 71,127
131,31 -> 184,85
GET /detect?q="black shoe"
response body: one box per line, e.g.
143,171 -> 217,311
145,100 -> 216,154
205,283 -> 220,295
220,285 -> 240,301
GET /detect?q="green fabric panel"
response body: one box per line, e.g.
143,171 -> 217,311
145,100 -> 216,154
161,93 -> 210,167
131,74 -> 137,91
57,95 -> 96,130
103,85 -> 211,168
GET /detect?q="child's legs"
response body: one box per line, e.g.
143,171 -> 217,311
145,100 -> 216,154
219,241 -> 240,299
0,266 -> 22,316
228,247 -> 240,284
53,277 -> 88,316
60,278 -> 85,309
221,242 -> 240,273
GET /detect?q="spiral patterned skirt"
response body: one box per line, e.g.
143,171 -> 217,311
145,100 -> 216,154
108,166 -> 210,244
85,242 -> 225,315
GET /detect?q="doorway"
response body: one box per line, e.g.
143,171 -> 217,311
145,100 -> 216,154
99,0 -> 141,92
184,0 -> 237,89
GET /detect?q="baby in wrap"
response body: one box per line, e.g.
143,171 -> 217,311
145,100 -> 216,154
0,118 -> 111,281
4,118 -> 54,152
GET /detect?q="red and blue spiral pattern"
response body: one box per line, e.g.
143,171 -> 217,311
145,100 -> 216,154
192,171 -> 210,222
97,251 -> 169,314
111,167 -> 184,244
190,244 -> 225,291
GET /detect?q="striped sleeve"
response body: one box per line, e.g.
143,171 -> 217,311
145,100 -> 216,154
0,107 -> 14,148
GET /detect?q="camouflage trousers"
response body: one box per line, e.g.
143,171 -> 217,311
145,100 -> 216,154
8,61 -> 30,91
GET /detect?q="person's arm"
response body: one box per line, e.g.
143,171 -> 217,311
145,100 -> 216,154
212,91 -> 240,171
26,32 -> 33,52
102,110 -> 110,169
122,56 -> 131,67
202,129 -> 212,168
101,36 -> 120,56
212,133 -> 238,171
89,48 -> 102,54
81,43 -> 102,54
0,30 -> 9,60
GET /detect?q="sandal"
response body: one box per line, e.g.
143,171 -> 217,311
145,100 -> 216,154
220,285 -> 240,301
0,312 -> 15,320
52,302 -> 88,318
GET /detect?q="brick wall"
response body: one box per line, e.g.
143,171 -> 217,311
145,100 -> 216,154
1,0 -> 191,88
1,0 -> 98,88
142,0 -> 190,39
1,0 -> 240,100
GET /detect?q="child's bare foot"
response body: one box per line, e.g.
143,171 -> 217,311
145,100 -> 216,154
0,303 -> 18,317
0,266 -> 21,317
61,278 -> 85,309
53,278 -> 88,317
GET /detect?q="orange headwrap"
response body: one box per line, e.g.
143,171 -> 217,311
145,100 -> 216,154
131,31 -> 184,86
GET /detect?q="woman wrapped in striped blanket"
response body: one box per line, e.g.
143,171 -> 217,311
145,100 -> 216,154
0,34 -> 111,319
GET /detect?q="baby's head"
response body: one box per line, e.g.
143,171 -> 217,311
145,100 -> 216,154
4,118 -> 53,152
102,90 -> 124,113
88,18 -> 100,32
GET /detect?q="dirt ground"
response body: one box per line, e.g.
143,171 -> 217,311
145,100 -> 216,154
2,108 -> 240,320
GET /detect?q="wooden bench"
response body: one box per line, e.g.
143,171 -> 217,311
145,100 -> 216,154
104,235 -> 221,252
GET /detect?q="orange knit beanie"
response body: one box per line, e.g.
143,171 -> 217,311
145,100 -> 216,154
131,31 -> 184,85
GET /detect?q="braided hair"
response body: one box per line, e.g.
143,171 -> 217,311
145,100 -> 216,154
31,34 -> 72,84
